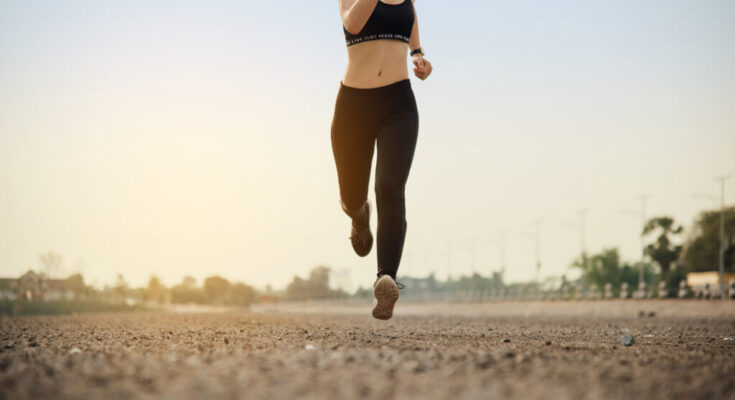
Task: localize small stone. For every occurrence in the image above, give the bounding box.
[69,347,82,355]
[648,311,656,318]
[545,341,552,346]
[503,339,511,343]
[621,335,635,346]
[305,344,316,351]
[224,338,229,345]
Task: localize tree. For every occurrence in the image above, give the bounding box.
[65,273,87,299]
[228,282,256,306]
[454,272,505,292]
[571,247,657,292]
[171,276,204,304]
[181,276,196,289]
[681,206,735,273]
[112,273,129,303]
[39,251,63,278]
[643,216,683,279]
[285,266,346,301]
[146,275,167,304]
[203,276,232,305]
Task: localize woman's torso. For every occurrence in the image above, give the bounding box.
[342,0,412,89]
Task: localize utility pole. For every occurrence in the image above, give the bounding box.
[638,195,651,286]
[533,220,542,282]
[621,197,651,287]
[564,210,587,270]
[470,236,477,275]
[579,209,587,257]
[716,175,731,296]
[521,220,543,283]
[446,242,452,282]
[497,229,507,278]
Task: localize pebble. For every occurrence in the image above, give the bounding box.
[305,344,316,351]
[621,335,635,347]
[69,347,82,355]
[545,341,552,346]
[503,339,511,343]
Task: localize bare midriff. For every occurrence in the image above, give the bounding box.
[342,39,409,89]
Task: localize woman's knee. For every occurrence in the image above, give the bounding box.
[374,179,405,205]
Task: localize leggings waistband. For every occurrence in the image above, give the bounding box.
[339,79,412,96]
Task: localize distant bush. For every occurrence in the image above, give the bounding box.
[284,266,348,301]
[0,299,147,316]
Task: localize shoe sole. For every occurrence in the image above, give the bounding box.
[352,200,373,257]
[372,276,399,320]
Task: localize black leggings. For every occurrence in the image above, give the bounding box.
[331,79,419,279]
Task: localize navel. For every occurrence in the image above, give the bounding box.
[377,70,382,77]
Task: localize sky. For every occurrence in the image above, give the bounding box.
[1,0,733,291]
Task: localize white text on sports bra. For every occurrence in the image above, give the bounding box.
[346,33,410,46]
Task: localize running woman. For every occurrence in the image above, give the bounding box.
[332,0,433,319]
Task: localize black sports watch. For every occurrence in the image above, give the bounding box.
[410,47,424,57]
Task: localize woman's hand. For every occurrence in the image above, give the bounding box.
[412,54,433,80]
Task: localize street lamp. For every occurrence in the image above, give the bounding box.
[694,174,731,297]
[620,195,651,287]
[563,209,587,270]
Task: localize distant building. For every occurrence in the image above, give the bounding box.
[45,278,72,300]
[687,271,735,297]
[0,270,73,301]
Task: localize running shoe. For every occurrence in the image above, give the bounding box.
[349,201,373,257]
[372,274,400,320]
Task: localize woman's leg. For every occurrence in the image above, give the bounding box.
[374,108,419,279]
[330,89,375,216]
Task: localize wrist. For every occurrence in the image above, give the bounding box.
[410,47,424,57]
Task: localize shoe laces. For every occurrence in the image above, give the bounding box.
[374,277,405,290]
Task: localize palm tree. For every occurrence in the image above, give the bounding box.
[643,216,683,279]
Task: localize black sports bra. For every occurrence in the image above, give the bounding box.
[343,0,415,47]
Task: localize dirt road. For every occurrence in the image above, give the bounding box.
[1,300,734,399]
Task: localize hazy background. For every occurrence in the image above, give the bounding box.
[1,0,733,291]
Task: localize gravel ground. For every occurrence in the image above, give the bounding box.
[1,300,734,400]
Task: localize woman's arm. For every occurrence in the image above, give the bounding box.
[408,0,421,53]
[339,0,380,35]
[409,0,433,80]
